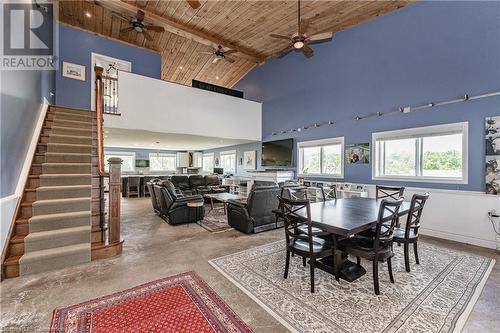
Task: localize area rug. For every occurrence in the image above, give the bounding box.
[209,241,495,333]
[50,271,253,333]
[199,203,233,233]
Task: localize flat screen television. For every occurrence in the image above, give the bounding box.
[261,139,293,167]
[213,167,224,175]
[135,159,149,168]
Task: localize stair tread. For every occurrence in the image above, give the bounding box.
[47,143,92,147]
[46,134,94,139]
[40,173,91,178]
[26,225,90,240]
[42,162,92,166]
[17,211,97,224]
[49,125,93,131]
[37,185,92,191]
[20,243,90,261]
[32,197,91,205]
[44,152,92,156]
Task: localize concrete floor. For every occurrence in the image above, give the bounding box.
[1,197,499,332]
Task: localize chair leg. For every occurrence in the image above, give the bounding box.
[302,257,307,267]
[387,257,394,283]
[413,242,420,265]
[310,257,315,293]
[356,256,361,265]
[284,250,290,279]
[373,260,380,295]
[404,243,410,272]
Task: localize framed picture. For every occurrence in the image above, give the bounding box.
[62,61,86,81]
[243,150,256,170]
[486,156,500,195]
[345,143,370,164]
[486,116,500,156]
[215,157,219,167]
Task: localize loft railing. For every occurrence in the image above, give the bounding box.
[94,66,123,256]
[102,75,119,114]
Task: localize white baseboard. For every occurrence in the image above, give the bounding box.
[419,228,498,250]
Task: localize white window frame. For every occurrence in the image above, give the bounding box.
[220,150,237,173]
[372,122,468,184]
[202,153,215,172]
[297,137,344,178]
[149,153,177,172]
[104,151,136,172]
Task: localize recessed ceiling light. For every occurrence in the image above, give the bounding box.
[179,66,183,70]
[215,75,219,80]
[85,11,91,18]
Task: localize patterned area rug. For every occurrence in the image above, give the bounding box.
[199,203,233,233]
[50,271,253,333]
[209,241,494,333]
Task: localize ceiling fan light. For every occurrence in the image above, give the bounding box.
[293,41,304,49]
[134,27,142,32]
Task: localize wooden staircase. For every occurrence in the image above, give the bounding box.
[1,106,121,279]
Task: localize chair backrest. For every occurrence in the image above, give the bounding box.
[246,185,280,218]
[189,175,204,187]
[171,175,190,189]
[279,196,314,252]
[147,182,159,210]
[128,176,140,187]
[153,185,167,214]
[376,185,405,200]
[157,181,177,211]
[320,185,337,201]
[204,175,220,186]
[404,193,430,238]
[281,187,307,201]
[373,198,404,250]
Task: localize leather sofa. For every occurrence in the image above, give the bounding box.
[154,181,204,225]
[197,175,226,195]
[170,174,226,196]
[227,184,281,233]
[170,175,194,196]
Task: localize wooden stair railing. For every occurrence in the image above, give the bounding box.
[92,66,123,260]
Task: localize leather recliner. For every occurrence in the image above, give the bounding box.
[154,181,204,225]
[147,179,162,214]
[189,175,206,194]
[227,185,281,233]
[197,175,226,195]
[170,175,193,196]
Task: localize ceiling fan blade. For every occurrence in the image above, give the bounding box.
[302,45,314,58]
[136,9,145,22]
[309,32,333,41]
[143,30,153,41]
[269,34,291,41]
[224,56,235,63]
[200,51,214,55]
[212,57,220,64]
[186,0,200,9]
[120,27,134,33]
[145,25,165,32]
[111,11,130,22]
[224,49,238,55]
[308,37,332,46]
[300,19,310,35]
[276,46,294,59]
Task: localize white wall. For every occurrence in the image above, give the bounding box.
[106,71,262,141]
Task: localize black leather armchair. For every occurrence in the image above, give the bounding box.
[170,175,194,196]
[227,185,281,233]
[147,179,162,214]
[154,181,204,225]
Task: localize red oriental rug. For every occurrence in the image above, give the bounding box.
[50,271,253,333]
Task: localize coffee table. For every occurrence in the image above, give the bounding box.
[204,193,246,214]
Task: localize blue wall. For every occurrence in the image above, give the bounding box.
[55,24,161,110]
[235,1,500,191]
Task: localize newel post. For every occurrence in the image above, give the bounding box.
[108,157,122,244]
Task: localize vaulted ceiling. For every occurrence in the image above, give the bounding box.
[59,0,413,88]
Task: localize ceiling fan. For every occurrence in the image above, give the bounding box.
[113,9,165,41]
[186,0,200,9]
[270,0,333,59]
[200,45,238,64]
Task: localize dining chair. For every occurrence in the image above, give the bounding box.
[376,185,405,200]
[393,193,430,272]
[127,177,141,198]
[320,185,337,201]
[337,198,404,295]
[279,196,334,293]
[143,176,154,197]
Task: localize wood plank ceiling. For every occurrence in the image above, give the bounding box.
[59,0,413,88]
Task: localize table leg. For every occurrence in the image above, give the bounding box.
[210,197,214,210]
[332,235,341,281]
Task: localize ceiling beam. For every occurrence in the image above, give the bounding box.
[94,0,265,64]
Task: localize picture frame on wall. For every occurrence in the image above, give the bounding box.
[345,143,370,164]
[243,150,256,170]
[485,116,500,195]
[62,61,86,81]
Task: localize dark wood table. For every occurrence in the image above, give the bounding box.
[295,197,411,282]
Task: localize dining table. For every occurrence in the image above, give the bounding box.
[295,197,411,282]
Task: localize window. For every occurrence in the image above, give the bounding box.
[373,122,468,183]
[104,152,135,172]
[202,153,214,172]
[220,150,236,173]
[298,138,344,177]
[149,153,176,171]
